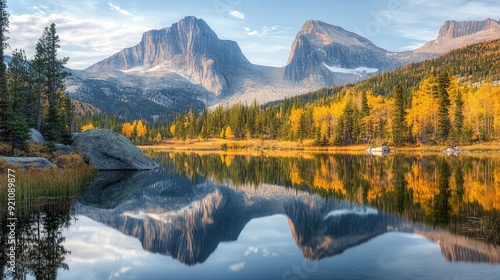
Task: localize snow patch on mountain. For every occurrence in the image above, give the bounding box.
[322,62,378,76]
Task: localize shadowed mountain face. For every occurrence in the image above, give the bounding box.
[77,166,500,266]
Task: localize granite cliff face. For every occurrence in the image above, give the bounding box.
[284,20,402,85]
[86,16,250,96]
[415,18,500,54]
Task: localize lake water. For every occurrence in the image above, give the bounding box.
[2,151,500,280]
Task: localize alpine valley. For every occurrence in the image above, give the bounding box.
[66,16,500,120]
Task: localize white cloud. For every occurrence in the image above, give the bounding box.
[108,2,133,16]
[8,12,154,69]
[229,262,245,271]
[228,10,245,20]
[244,26,260,36]
[247,30,259,36]
[109,266,132,279]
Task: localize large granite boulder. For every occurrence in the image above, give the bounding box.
[28,128,45,144]
[71,129,159,170]
[54,143,74,155]
[0,156,57,169]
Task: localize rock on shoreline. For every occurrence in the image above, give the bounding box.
[71,129,159,170]
[0,156,58,169]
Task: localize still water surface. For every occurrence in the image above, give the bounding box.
[3,151,500,279]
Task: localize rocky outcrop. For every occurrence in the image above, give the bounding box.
[0,156,57,169]
[28,128,45,144]
[415,18,500,54]
[284,20,401,84]
[86,16,251,96]
[438,18,500,39]
[71,129,159,170]
[54,143,74,155]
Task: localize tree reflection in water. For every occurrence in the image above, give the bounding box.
[1,199,73,280]
[145,151,500,244]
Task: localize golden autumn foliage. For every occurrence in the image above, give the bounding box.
[81,123,95,132]
[121,122,134,138]
[121,120,147,140]
[153,132,162,143]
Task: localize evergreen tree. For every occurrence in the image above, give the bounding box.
[0,0,9,141]
[32,42,47,131]
[7,113,29,153]
[437,72,451,143]
[453,89,464,144]
[392,84,407,146]
[35,23,71,142]
[8,49,36,126]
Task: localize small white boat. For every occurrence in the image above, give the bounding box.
[366,145,389,156]
[443,146,462,156]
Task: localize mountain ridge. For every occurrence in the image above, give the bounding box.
[67,16,500,119]
[415,18,500,54]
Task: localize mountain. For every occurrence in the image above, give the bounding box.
[296,38,500,106]
[284,20,402,85]
[415,18,500,54]
[86,16,251,97]
[67,17,500,119]
[69,16,309,118]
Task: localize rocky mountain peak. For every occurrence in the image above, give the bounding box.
[284,19,400,84]
[415,18,500,55]
[438,18,500,39]
[86,16,251,96]
[296,19,374,47]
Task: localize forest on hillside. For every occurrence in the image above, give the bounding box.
[78,39,500,147]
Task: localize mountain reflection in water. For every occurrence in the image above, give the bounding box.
[75,151,500,265]
[2,151,499,280]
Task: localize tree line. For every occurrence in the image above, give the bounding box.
[0,0,73,154]
[166,72,500,146]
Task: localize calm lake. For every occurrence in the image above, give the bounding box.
[2,151,500,279]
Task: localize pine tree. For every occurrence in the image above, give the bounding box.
[0,0,9,141]
[392,84,407,146]
[35,23,71,142]
[8,49,36,127]
[453,89,464,144]
[437,72,451,143]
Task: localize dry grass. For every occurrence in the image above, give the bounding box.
[0,142,97,203]
[139,138,369,153]
[0,166,97,200]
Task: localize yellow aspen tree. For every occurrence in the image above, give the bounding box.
[81,123,95,132]
[121,122,134,138]
[136,120,147,138]
[406,78,438,142]
[153,132,162,143]
[289,108,303,138]
[170,124,176,137]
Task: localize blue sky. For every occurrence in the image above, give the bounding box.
[6,0,500,69]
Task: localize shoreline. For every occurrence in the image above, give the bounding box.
[138,139,500,154]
